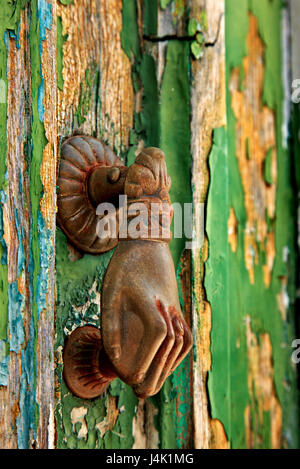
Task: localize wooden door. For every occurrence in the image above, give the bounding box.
[0,0,298,449]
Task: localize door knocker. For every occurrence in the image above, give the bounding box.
[58,136,193,399]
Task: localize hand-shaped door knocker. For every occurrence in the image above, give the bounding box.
[58,136,193,399]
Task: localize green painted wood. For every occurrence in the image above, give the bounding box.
[205,0,299,449]
[0,0,298,450]
[0,0,56,448]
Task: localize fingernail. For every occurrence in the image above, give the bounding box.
[134,373,145,384]
[111,346,121,360]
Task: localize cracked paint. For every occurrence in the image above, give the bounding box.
[229,14,277,286]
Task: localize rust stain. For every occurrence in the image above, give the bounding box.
[228,207,238,253]
[99,0,134,151]
[229,14,277,286]
[245,317,282,448]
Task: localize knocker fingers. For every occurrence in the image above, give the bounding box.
[133,301,175,398]
[170,317,193,373]
[153,316,185,394]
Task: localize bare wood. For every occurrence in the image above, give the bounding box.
[190,0,227,449]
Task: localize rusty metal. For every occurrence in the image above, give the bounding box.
[63,325,117,399]
[58,138,193,399]
[57,135,126,254]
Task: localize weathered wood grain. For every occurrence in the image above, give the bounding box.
[189,0,227,449]
[0,0,57,449]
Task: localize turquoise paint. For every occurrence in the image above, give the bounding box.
[0,341,9,386]
[15,208,25,276]
[37,0,53,121]
[37,79,45,122]
[37,0,52,43]
[13,0,54,447]
[0,194,7,267]
[36,210,53,320]
[17,342,37,448]
[8,282,25,353]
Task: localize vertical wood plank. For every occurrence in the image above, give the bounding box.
[190,0,227,449]
[0,0,57,448]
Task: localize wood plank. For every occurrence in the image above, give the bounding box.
[189,0,227,449]
[0,0,57,449]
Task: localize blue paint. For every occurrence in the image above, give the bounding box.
[4,31,9,50]
[0,340,9,386]
[0,202,7,265]
[37,0,53,43]
[37,79,45,122]
[6,208,25,352]
[36,209,52,319]
[8,21,21,49]
[37,0,53,122]
[8,282,25,353]
[17,343,36,449]
[14,208,25,276]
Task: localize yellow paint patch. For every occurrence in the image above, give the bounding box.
[245,317,282,448]
[229,15,277,286]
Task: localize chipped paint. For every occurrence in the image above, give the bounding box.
[229,15,277,286]
[0,0,57,448]
[99,0,134,152]
[276,277,289,322]
[245,318,282,449]
[71,406,88,440]
[190,0,226,450]
[228,208,238,253]
[212,0,299,448]
[57,0,100,132]
[95,396,119,438]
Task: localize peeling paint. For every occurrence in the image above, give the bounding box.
[228,207,238,253]
[245,318,282,449]
[71,406,88,440]
[229,15,277,285]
